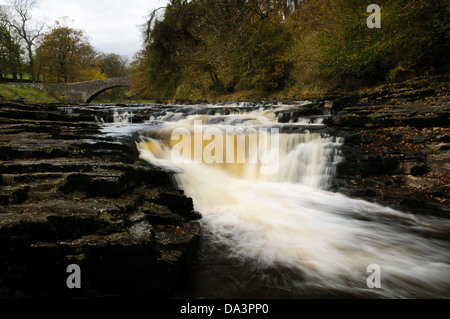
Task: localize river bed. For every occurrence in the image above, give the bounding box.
[78,102,450,299]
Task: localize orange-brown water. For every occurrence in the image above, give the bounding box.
[128,104,450,298]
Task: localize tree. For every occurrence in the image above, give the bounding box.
[295,0,449,83]
[0,19,22,80]
[36,24,100,83]
[133,0,294,100]
[132,0,449,100]
[97,53,129,78]
[94,53,130,102]
[2,0,44,82]
[133,0,195,99]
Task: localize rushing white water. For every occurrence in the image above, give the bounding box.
[133,105,450,298]
[113,111,133,123]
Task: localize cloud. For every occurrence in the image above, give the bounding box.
[1,0,168,57]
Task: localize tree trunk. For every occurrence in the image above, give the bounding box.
[27,45,36,83]
[283,0,290,18]
[209,71,224,94]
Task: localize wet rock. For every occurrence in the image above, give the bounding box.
[158,190,195,214]
[0,213,57,243]
[179,210,203,221]
[89,175,128,198]
[142,203,184,226]
[0,101,201,298]
[324,101,334,109]
[153,222,200,252]
[436,134,450,143]
[404,176,441,190]
[275,106,326,123]
[0,185,29,205]
[332,80,449,217]
[410,165,430,176]
[428,153,450,175]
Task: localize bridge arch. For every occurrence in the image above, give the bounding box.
[84,83,130,103]
[46,77,131,104]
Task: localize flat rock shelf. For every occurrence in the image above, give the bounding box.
[0,75,449,299]
[0,101,201,299]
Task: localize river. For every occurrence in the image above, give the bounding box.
[82,102,450,299]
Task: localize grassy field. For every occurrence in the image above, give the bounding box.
[0,84,63,104]
[0,82,154,105]
[1,74,32,81]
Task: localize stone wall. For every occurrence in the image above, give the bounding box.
[4,78,130,104]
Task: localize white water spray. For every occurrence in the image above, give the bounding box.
[135,105,450,298]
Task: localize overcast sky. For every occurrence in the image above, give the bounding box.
[0,0,169,58]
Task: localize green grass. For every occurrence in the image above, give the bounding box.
[2,74,32,81]
[0,84,63,104]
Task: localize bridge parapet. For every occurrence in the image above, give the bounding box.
[4,77,130,104]
[47,77,130,103]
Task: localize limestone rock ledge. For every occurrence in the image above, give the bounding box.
[329,76,449,224]
[0,101,201,298]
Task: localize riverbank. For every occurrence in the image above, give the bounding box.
[168,74,449,104]
[329,75,449,224]
[168,74,450,221]
[0,101,201,298]
[0,84,63,104]
[0,74,448,298]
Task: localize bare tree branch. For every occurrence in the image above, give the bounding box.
[4,0,45,82]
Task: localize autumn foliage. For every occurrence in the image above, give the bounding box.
[132,0,449,101]
[1,2,130,86]
[35,25,105,84]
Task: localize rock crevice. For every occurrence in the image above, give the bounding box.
[0,101,201,298]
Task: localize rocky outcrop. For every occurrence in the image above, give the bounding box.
[0,101,201,298]
[329,75,449,221]
[1,75,448,298]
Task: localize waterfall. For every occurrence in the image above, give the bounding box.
[122,104,449,298]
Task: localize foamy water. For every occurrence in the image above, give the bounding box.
[98,103,450,298]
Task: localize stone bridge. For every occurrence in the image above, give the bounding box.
[47,77,130,104]
[7,77,130,104]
